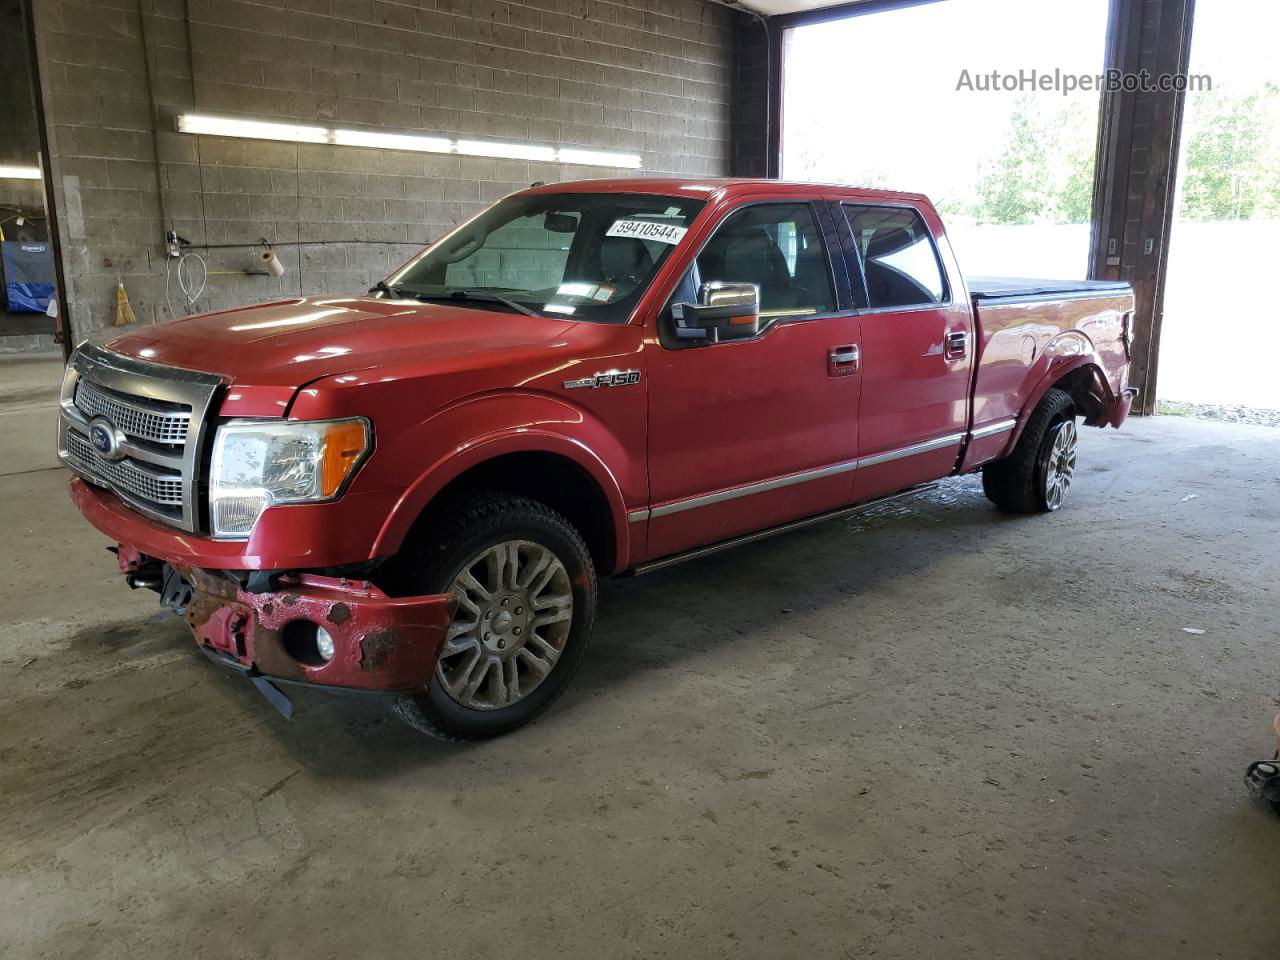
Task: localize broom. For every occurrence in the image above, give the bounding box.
[114,281,137,326]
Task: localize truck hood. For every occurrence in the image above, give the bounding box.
[103,296,577,388]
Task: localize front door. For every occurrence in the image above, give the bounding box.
[643,200,862,560]
[834,202,974,500]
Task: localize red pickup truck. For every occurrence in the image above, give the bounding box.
[58,179,1136,739]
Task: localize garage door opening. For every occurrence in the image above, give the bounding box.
[0,0,61,353]
[1158,0,1280,415]
[781,0,1110,281]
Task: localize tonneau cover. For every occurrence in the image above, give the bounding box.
[968,276,1131,302]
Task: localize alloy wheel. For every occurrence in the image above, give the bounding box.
[436,540,573,710]
[1044,420,1078,511]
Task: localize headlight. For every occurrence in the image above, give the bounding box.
[209,418,371,538]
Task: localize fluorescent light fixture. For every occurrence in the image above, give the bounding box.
[333,129,451,153]
[0,165,41,180]
[175,113,643,170]
[178,113,328,144]
[456,139,557,162]
[557,147,642,169]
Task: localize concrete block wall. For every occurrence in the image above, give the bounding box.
[31,0,739,340]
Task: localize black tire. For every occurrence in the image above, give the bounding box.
[982,387,1076,514]
[386,492,596,741]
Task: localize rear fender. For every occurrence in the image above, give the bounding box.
[371,392,634,572]
[1002,339,1114,454]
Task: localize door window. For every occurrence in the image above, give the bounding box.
[695,203,836,318]
[842,204,947,308]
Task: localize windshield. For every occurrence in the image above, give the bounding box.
[387,192,706,323]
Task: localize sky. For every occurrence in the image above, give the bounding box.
[1175,0,1280,182]
[1184,0,1280,89]
[782,0,1111,199]
[781,0,1280,205]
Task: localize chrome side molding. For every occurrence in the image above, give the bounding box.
[631,431,966,523]
[649,456,862,519]
[968,418,1018,441]
[631,484,939,576]
[857,432,967,468]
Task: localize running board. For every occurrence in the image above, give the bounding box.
[630,483,938,577]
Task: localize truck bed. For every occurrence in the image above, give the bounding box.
[968,276,1132,303]
[965,276,1134,458]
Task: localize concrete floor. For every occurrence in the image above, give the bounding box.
[3,354,1278,959]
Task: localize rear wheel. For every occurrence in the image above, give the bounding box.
[388,493,596,741]
[982,387,1078,513]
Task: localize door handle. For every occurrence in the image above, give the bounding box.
[829,344,859,376]
[944,331,968,361]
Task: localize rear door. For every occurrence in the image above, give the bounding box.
[833,201,974,500]
[642,198,863,560]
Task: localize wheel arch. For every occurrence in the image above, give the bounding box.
[1006,356,1115,451]
[399,445,622,575]
[371,398,633,575]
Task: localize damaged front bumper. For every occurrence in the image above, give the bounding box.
[116,545,455,704]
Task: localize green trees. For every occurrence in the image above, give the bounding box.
[1178,82,1280,221]
[969,96,1098,225]
[788,83,1279,227]
[964,84,1280,225]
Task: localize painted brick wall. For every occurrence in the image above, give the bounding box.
[33,0,739,339]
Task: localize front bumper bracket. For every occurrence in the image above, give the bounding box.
[251,676,295,719]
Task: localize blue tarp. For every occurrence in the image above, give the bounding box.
[2,241,54,313]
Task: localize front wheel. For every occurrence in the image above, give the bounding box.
[389,493,596,741]
[982,387,1078,513]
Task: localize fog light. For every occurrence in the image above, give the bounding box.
[315,626,335,662]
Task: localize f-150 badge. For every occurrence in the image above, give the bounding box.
[564,369,641,390]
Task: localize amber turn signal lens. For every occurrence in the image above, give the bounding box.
[319,420,370,497]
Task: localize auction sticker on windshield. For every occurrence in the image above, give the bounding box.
[606,219,688,245]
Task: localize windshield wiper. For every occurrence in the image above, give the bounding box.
[415,290,541,318]
[368,279,401,299]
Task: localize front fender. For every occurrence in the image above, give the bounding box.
[370,391,637,572]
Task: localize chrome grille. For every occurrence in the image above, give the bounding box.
[58,344,222,533]
[74,379,190,445]
[65,429,184,507]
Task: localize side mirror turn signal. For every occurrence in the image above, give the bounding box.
[672,282,760,342]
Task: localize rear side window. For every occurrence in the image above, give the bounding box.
[842,204,946,309]
[696,203,836,317]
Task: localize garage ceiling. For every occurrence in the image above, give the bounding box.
[727,0,859,17]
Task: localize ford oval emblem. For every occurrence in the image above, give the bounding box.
[88,417,124,461]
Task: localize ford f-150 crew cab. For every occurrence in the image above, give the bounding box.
[58,179,1137,740]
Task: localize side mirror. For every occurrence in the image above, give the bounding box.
[672,282,761,342]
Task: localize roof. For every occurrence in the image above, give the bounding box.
[522,177,932,206]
